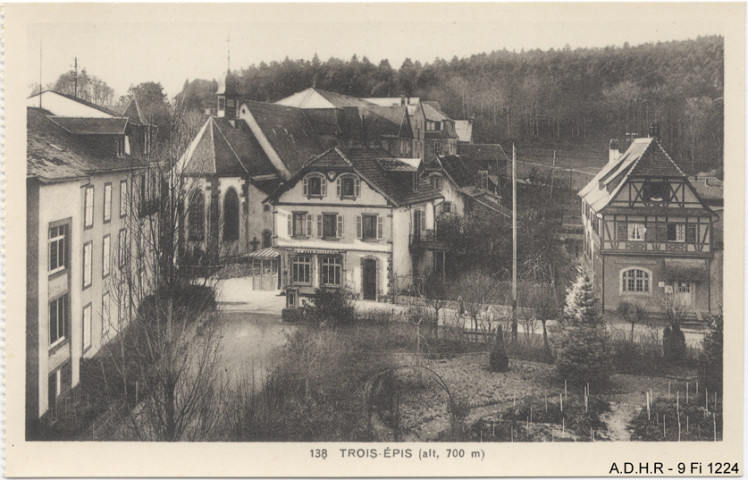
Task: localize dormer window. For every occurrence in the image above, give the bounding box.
[429,175,442,190]
[303,174,326,198]
[337,174,360,199]
[116,137,125,157]
[479,170,489,190]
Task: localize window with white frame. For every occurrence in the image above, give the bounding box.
[82,303,92,351]
[303,174,326,197]
[292,212,312,237]
[320,256,342,287]
[48,224,67,273]
[103,183,112,222]
[102,235,111,278]
[443,201,452,214]
[291,255,312,284]
[627,223,645,241]
[433,142,442,154]
[360,214,382,240]
[49,294,68,346]
[338,175,360,199]
[667,223,686,242]
[120,180,128,218]
[675,281,692,293]
[621,268,650,293]
[84,185,95,228]
[83,242,93,289]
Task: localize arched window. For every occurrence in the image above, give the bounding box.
[262,229,272,249]
[621,268,651,294]
[187,192,205,241]
[223,188,240,242]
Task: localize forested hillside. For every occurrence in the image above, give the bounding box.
[177,36,723,174]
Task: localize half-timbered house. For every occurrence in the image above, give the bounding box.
[578,136,719,316]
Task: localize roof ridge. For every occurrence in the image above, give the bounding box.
[212,118,249,174]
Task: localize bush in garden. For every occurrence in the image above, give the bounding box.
[551,272,612,386]
[699,313,723,394]
[662,324,687,362]
[302,288,355,327]
[489,325,509,372]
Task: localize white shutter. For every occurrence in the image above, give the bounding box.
[321,177,327,196]
[337,215,343,238]
[306,214,312,236]
[355,178,360,197]
[337,177,342,197]
[317,215,323,237]
[356,216,362,239]
[377,216,383,239]
[303,177,308,196]
[287,213,292,236]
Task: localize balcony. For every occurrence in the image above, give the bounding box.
[409,229,446,251]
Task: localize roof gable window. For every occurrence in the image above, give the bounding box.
[337,174,360,199]
[303,173,327,198]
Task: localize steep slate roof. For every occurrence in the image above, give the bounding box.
[275,88,375,109]
[578,137,693,212]
[457,143,508,167]
[27,107,145,182]
[437,154,492,188]
[266,146,442,206]
[242,100,325,173]
[121,97,147,125]
[27,90,119,118]
[339,146,442,205]
[362,106,412,139]
[177,116,277,177]
[47,116,128,135]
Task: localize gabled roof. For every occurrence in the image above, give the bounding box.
[26,90,118,118]
[27,107,145,182]
[47,116,128,135]
[275,88,375,109]
[266,146,442,207]
[121,97,147,125]
[361,105,412,139]
[422,101,449,121]
[242,100,325,174]
[457,143,507,165]
[176,116,277,177]
[437,154,494,189]
[578,137,693,212]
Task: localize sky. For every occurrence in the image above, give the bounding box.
[25,3,728,101]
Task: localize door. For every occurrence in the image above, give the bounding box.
[362,259,377,301]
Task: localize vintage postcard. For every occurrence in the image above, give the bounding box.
[3,2,744,477]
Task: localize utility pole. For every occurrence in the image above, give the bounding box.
[39,42,43,108]
[549,150,556,201]
[74,56,78,98]
[511,143,518,342]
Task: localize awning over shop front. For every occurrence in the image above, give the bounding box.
[245,247,281,259]
[663,258,707,282]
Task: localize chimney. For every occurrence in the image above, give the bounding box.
[608,139,620,164]
[648,122,660,139]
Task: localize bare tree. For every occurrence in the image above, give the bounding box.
[527,285,559,353]
[452,270,496,334]
[97,104,227,441]
[616,299,649,342]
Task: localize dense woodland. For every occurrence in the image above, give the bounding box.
[176,36,724,174]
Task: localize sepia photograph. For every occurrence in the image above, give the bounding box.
[3,2,744,477]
